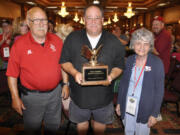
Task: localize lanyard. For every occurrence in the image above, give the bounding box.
[132,60,146,96]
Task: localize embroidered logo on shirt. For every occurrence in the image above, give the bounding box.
[144,66,151,72]
[50,44,56,52]
[27,49,32,55]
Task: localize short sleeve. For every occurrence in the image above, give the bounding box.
[6,42,20,78]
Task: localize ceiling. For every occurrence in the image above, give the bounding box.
[12,0,180,19]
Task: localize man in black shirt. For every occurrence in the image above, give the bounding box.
[60,4,125,135]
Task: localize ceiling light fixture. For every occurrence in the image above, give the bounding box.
[157,2,170,7]
[124,2,135,18]
[26,1,35,5]
[80,17,85,25]
[112,13,119,23]
[108,17,111,24]
[135,7,148,10]
[103,21,108,26]
[93,0,100,4]
[58,2,69,18]
[73,13,79,22]
[106,6,118,9]
[47,6,57,9]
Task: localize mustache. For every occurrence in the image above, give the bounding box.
[37,27,46,31]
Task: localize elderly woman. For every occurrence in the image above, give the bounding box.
[116,28,164,135]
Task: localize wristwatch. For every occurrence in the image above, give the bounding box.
[62,82,70,86]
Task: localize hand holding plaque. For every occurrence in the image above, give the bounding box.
[81,45,108,85]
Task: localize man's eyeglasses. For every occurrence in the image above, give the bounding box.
[29,18,48,25]
[85,17,102,21]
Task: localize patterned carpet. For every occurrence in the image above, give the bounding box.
[0,92,180,135]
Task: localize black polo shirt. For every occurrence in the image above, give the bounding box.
[60,29,125,109]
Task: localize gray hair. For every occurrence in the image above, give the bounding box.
[129,28,154,51]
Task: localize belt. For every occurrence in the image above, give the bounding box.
[18,84,54,95]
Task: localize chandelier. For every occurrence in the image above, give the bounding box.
[93,0,100,4]
[112,13,119,23]
[124,2,135,18]
[58,2,69,17]
[73,13,79,22]
[108,17,111,24]
[80,17,85,25]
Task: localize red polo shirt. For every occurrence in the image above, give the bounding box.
[0,34,11,61]
[6,32,63,91]
[154,29,171,74]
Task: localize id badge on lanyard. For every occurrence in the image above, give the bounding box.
[126,60,146,116]
[126,96,137,116]
[3,47,10,58]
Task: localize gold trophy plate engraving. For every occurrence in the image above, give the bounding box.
[81,45,108,85]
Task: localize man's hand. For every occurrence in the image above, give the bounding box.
[153,48,159,55]
[148,116,157,128]
[116,104,121,116]
[12,97,26,115]
[101,75,112,86]
[74,72,83,84]
[61,85,70,99]
[6,39,11,45]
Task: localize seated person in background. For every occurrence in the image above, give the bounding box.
[0,19,13,69]
[112,26,129,46]
[116,28,164,135]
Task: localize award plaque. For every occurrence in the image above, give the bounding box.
[81,45,108,85]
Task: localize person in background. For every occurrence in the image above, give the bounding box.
[166,25,175,52]
[56,23,74,111]
[48,20,55,33]
[173,34,180,53]
[56,24,74,42]
[0,19,13,69]
[112,26,129,46]
[152,16,171,75]
[60,4,125,135]
[0,27,2,34]
[6,7,69,135]
[13,17,29,41]
[116,28,164,135]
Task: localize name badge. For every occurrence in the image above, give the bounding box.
[126,96,137,116]
[3,47,10,58]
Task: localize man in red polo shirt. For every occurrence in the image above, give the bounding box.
[152,16,171,74]
[0,20,12,69]
[6,7,69,135]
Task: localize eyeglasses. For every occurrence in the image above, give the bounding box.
[20,23,27,27]
[29,18,48,25]
[85,17,102,21]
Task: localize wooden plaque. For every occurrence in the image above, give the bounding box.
[81,63,109,85]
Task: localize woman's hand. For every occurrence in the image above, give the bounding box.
[116,104,121,116]
[148,116,157,128]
